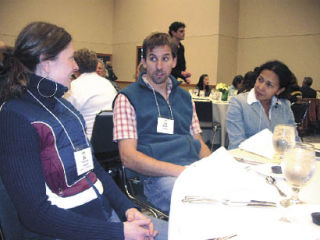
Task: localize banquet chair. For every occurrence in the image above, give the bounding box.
[194,101,221,151]
[90,111,168,221]
[91,110,122,184]
[291,100,310,139]
[120,167,169,221]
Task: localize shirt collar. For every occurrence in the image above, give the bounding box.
[247,88,281,107]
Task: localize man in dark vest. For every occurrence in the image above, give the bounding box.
[113,32,210,213]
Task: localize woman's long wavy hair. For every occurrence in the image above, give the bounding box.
[197,74,210,91]
[0,22,72,102]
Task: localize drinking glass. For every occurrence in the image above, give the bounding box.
[272,124,296,162]
[192,88,198,97]
[281,143,316,207]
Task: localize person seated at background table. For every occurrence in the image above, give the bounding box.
[301,76,317,99]
[237,70,257,94]
[113,32,211,214]
[96,58,121,92]
[196,74,212,97]
[105,61,118,82]
[228,74,244,96]
[65,49,118,139]
[226,60,298,149]
[288,84,302,103]
[0,21,167,240]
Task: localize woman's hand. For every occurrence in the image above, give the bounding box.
[124,208,158,240]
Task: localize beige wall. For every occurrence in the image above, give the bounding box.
[217,0,239,84]
[237,0,320,89]
[0,0,114,53]
[0,0,319,90]
[112,0,220,84]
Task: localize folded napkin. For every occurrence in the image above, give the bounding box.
[239,128,275,159]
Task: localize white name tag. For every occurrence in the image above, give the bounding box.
[157,117,174,134]
[74,147,94,176]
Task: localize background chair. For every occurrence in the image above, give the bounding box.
[90,111,168,220]
[291,100,310,139]
[194,101,221,151]
[91,110,121,182]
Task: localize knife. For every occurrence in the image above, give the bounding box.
[182,196,277,207]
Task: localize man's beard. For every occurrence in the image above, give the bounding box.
[151,70,168,85]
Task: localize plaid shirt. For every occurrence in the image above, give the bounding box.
[113,76,201,141]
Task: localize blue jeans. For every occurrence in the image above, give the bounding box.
[144,176,176,213]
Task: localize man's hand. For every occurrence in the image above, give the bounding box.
[184,77,192,84]
[181,71,191,78]
[124,208,158,240]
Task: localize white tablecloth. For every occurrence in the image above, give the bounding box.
[169,147,320,240]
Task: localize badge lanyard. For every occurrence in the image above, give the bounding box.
[27,90,94,176]
[151,87,175,134]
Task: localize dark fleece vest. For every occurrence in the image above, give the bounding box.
[119,74,201,179]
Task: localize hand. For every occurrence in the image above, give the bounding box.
[184,77,191,84]
[126,208,148,222]
[124,219,158,240]
[124,208,158,239]
[181,71,191,78]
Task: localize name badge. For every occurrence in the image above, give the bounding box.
[157,117,174,134]
[74,147,94,176]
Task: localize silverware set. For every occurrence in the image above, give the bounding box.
[182,195,277,207]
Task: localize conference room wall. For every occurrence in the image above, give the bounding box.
[0,0,114,54]
[237,0,320,90]
[216,0,239,85]
[112,0,221,84]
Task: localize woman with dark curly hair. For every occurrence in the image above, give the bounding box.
[226,60,299,149]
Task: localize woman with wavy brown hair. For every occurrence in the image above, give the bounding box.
[0,22,166,240]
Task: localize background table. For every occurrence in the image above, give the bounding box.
[193,97,229,147]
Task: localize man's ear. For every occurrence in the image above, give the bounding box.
[141,58,147,68]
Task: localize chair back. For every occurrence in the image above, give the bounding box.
[291,101,310,126]
[90,110,120,169]
[194,101,213,123]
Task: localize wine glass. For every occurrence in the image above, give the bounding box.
[272,124,296,162]
[280,143,316,207]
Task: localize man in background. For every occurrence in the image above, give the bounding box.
[301,77,317,98]
[113,32,210,213]
[65,49,117,139]
[168,21,192,84]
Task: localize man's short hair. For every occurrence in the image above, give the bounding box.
[142,32,177,60]
[74,48,98,74]
[303,77,313,86]
[168,21,186,36]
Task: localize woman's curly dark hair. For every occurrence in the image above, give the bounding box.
[255,60,296,99]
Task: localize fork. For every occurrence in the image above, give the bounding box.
[207,233,238,240]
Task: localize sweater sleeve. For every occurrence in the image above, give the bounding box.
[0,110,124,240]
[93,158,138,220]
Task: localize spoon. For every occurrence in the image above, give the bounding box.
[265,176,287,197]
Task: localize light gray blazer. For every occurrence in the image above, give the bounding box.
[226,91,298,149]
